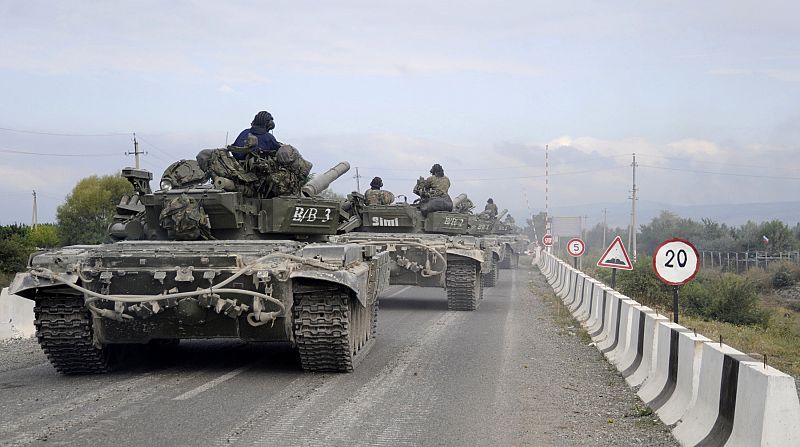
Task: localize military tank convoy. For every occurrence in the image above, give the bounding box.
[7,111,529,375]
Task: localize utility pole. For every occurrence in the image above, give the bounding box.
[603,208,607,248]
[31,190,38,228]
[545,144,550,252]
[629,153,638,263]
[126,132,143,169]
[353,167,362,192]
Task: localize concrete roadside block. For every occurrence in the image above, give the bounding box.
[637,322,692,405]
[557,268,572,300]
[672,343,756,447]
[567,274,586,311]
[725,361,800,446]
[623,309,668,387]
[602,298,639,365]
[652,329,711,426]
[594,293,628,349]
[565,271,581,305]
[575,280,596,322]
[0,287,35,339]
[587,287,609,336]
[558,269,575,301]
[613,305,651,372]
[553,264,568,297]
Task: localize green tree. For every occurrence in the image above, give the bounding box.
[27,224,60,248]
[57,174,133,245]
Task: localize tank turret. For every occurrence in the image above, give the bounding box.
[302,162,350,197]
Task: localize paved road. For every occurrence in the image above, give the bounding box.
[0,264,676,446]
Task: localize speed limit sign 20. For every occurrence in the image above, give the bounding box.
[567,238,585,257]
[653,238,700,286]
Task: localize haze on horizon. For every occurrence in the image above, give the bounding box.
[1,1,798,228]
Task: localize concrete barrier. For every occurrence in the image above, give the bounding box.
[567,274,586,309]
[595,293,626,348]
[672,343,758,446]
[536,251,800,446]
[601,297,638,364]
[576,280,596,322]
[637,322,692,405]
[726,361,800,446]
[651,329,712,426]
[622,309,668,387]
[586,288,608,336]
[0,287,35,339]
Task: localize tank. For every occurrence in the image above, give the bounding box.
[333,193,494,311]
[8,152,390,375]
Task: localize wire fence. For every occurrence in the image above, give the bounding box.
[700,250,800,272]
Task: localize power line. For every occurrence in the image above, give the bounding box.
[357,154,629,172]
[637,154,795,172]
[373,165,625,182]
[0,126,130,137]
[639,164,800,181]
[0,147,123,157]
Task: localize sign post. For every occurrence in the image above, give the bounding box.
[596,236,633,288]
[653,238,700,324]
[567,238,585,269]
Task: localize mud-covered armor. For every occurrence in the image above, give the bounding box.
[8,153,389,375]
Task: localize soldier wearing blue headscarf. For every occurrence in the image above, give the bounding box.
[232,111,281,160]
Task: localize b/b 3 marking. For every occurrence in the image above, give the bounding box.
[292,207,332,223]
[443,217,465,227]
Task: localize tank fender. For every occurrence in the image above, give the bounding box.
[8,271,80,299]
[445,248,486,271]
[289,263,371,307]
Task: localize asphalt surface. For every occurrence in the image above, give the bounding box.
[0,262,677,446]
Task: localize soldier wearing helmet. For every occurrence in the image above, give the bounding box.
[364,177,395,205]
[231,111,282,160]
[484,198,498,218]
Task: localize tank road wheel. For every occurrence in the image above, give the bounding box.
[34,295,117,375]
[446,261,483,311]
[482,260,498,288]
[293,289,376,372]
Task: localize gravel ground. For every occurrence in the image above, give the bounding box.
[0,337,45,373]
[516,265,678,446]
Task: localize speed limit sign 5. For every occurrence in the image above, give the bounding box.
[653,238,700,285]
[567,238,585,257]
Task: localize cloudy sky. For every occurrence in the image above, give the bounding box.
[1,1,799,228]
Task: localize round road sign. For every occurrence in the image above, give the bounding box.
[653,238,700,286]
[542,234,554,247]
[567,238,585,257]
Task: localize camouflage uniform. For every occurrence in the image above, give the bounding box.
[365,188,395,205]
[484,202,498,218]
[425,175,451,197]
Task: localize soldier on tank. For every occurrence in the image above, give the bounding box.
[231,111,281,160]
[484,198,498,218]
[504,214,515,225]
[364,177,395,205]
[413,164,453,216]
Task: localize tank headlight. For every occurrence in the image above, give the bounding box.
[160,179,173,191]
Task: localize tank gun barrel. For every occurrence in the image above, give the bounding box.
[452,193,468,208]
[302,162,351,197]
[497,209,508,221]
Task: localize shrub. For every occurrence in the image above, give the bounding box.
[684,273,769,326]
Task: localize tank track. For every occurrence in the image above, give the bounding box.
[34,295,114,375]
[446,261,482,311]
[293,289,375,372]
[498,252,519,269]
[481,260,498,288]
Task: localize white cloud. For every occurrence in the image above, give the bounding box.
[218,84,235,94]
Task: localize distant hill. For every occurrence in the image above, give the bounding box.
[546,200,800,229]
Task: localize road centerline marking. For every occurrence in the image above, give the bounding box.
[173,364,254,401]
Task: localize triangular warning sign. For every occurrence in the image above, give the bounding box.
[597,236,633,270]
